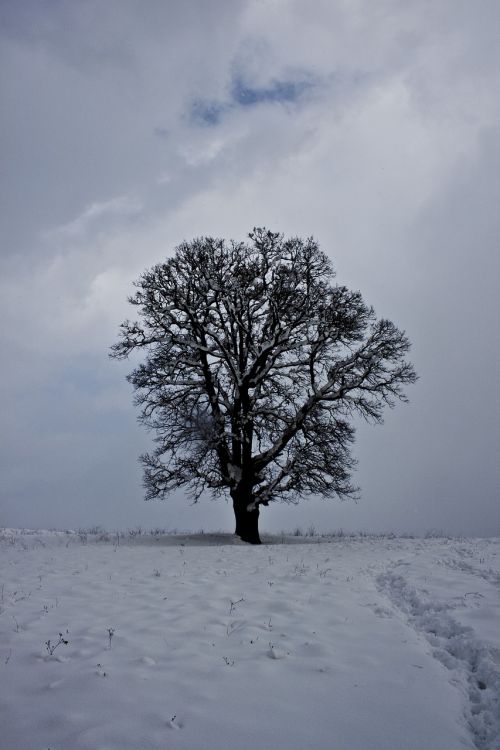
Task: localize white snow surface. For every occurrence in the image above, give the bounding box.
[1,529,499,750]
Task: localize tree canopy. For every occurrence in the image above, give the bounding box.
[111,229,417,543]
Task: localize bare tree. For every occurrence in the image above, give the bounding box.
[111,229,417,543]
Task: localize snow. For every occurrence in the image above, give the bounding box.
[1,529,499,749]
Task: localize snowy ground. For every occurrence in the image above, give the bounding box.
[1,529,499,750]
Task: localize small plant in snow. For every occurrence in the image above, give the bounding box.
[294,561,308,576]
[222,656,235,666]
[107,628,115,649]
[45,632,69,656]
[229,597,244,615]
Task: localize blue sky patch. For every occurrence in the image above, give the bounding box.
[190,99,228,126]
[189,74,314,126]
[231,76,312,107]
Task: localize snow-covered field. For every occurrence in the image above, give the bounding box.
[1,529,499,750]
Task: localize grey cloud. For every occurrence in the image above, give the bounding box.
[46,195,143,241]
[0,0,499,536]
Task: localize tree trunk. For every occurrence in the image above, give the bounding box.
[232,492,261,544]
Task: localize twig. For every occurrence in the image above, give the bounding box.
[45,633,69,656]
[229,598,244,615]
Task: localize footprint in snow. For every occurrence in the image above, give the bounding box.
[138,656,156,666]
[47,678,65,689]
[373,605,394,618]
[268,645,287,659]
[167,715,183,729]
[43,654,68,663]
[295,641,326,658]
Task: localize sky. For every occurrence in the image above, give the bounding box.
[1,0,499,536]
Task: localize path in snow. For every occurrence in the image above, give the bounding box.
[376,539,500,749]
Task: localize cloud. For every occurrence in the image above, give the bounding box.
[46,195,143,240]
[0,0,499,534]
